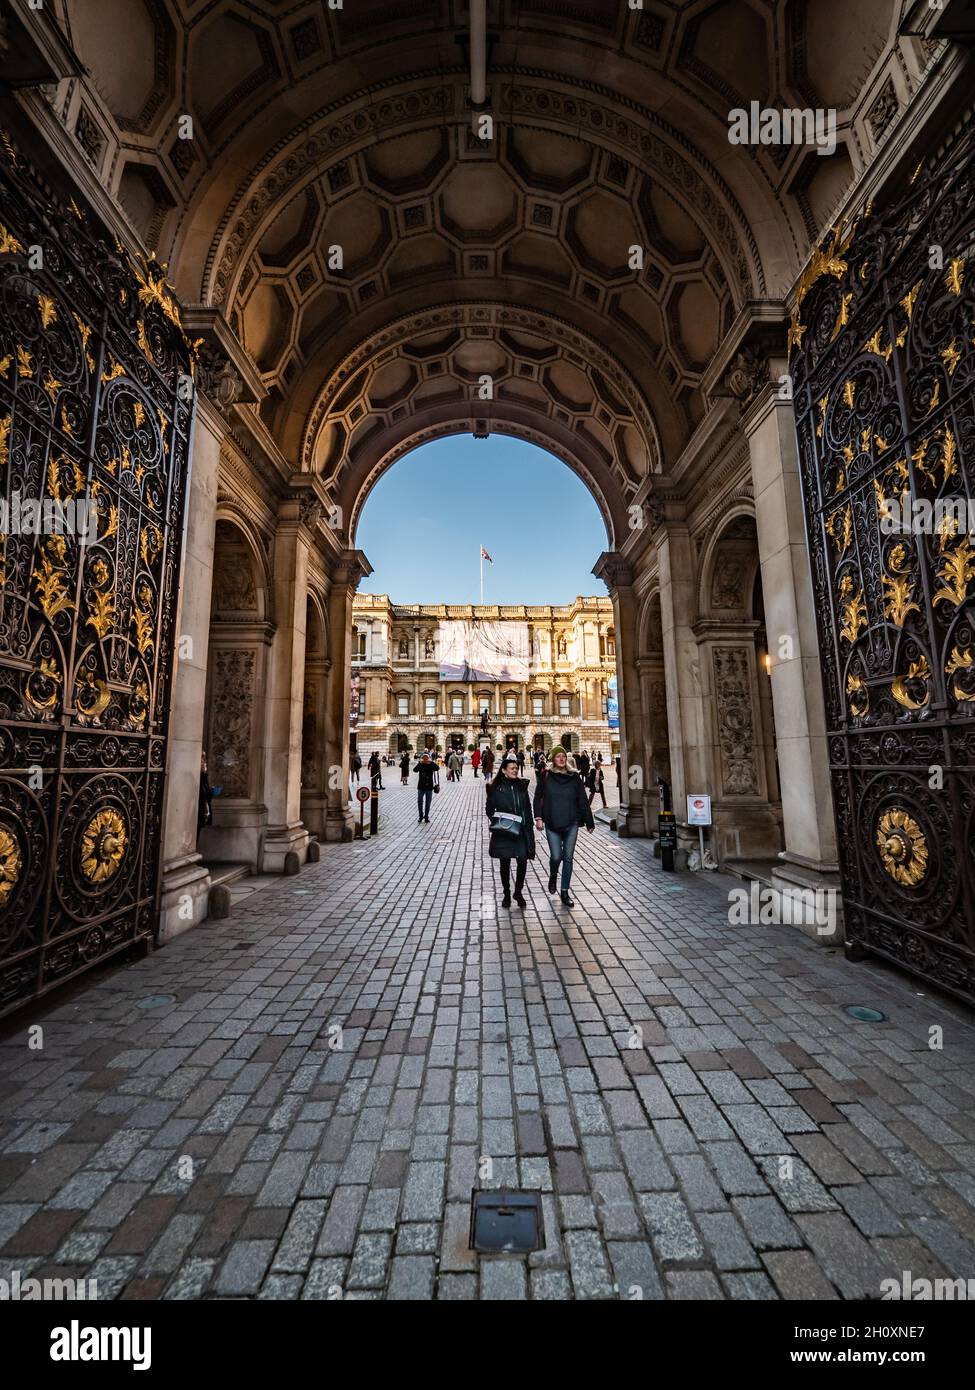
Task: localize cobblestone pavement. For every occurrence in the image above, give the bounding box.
[2,771,975,1301]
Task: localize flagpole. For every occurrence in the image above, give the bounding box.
[480,547,483,606]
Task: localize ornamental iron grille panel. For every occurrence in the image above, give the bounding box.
[0,136,196,1016]
[789,130,975,1004]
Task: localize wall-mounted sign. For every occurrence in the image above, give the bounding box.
[350,671,360,727]
[606,674,619,730]
[686,794,712,826]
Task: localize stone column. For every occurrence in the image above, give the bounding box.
[734,348,838,877]
[158,392,224,942]
[259,495,317,872]
[593,553,647,836]
[324,550,372,841]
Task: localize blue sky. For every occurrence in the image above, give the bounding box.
[355,435,608,604]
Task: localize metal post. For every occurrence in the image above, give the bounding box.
[370,786,379,837]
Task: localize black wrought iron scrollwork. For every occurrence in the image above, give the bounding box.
[790,128,975,1003]
[0,134,196,1015]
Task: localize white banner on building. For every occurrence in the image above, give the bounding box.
[439,620,529,682]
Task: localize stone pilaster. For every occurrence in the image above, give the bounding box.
[593,552,647,836]
[158,312,263,941]
[732,341,838,875]
[324,550,373,841]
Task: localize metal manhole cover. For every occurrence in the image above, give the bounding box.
[846,1005,886,1022]
[470,1189,544,1254]
[135,994,176,1009]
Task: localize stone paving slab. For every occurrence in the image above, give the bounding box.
[2,771,975,1299]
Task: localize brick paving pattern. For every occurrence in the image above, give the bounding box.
[2,769,975,1300]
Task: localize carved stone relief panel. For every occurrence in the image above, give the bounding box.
[209,649,255,798]
[712,645,760,796]
[213,549,258,615]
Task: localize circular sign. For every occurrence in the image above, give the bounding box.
[356,787,370,803]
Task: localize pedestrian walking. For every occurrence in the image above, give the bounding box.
[533,744,594,907]
[486,752,535,909]
[578,749,590,779]
[481,747,495,778]
[399,751,410,785]
[472,746,481,777]
[448,748,462,779]
[198,752,213,841]
[368,750,384,789]
[516,748,525,775]
[413,750,440,823]
[350,752,362,784]
[587,761,606,808]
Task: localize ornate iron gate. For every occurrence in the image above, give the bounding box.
[0,135,195,1015]
[790,130,975,1004]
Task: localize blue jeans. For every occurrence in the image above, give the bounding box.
[546,824,579,891]
[417,788,432,820]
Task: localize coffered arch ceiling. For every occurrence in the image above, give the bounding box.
[56,0,924,473]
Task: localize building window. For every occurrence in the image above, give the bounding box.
[532,696,544,717]
[505,695,517,715]
[397,696,409,716]
[357,690,366,717]
[451,696,464,716]
[352,627,366,660]
[558,695,571,716]
[425,696,437,715]
[478,696,489,713]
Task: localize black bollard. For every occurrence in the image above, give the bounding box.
[370,785,379,836]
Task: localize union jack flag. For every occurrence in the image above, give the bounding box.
[480,546,493,563]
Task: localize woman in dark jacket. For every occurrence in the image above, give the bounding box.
[485,753,535,909]
[399,751,411,785]
[533,744,594,906]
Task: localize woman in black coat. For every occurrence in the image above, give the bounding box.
[485,753,536,909]
[532,744,594,906]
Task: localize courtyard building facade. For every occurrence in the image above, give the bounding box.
[351,595,619,760]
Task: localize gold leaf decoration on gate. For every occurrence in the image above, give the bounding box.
[101,358,125,385]
[892,655,930,710]
[80,808,126,883]
[0,414,10,468]
[75,670,110,718]
[883,559,920,629]
[901,281,922,321]
[42,372,61,403]
[830,292,853,341]
[137,319,155,364]
[946,258,965,296]
[37,294,57,329]
[0,224,25,256]
[16,344,32,376]
[932,536,975,609]
[24,656,62,713]
[876,808,928,886]
[946,646,975,702]
[863,327,893,363]
[846,671,868,718]
[0,828,22,907]
[32,538,75,619]
[839,576,867,644]
[86,587,115,640]
[71,312,96,374]
[941,339,961,376]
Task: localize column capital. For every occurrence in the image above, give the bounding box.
[331,548,373,591]
[183,307,265,417]
[592,551,633,593]
[706,301,790,419]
